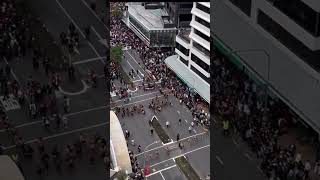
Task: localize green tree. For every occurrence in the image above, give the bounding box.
[115,170,127,180]
[112,7,122,19]
[110,46,123,65]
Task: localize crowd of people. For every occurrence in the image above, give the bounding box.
[212,50,318,180]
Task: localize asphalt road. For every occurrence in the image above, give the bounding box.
[0,0,108,180]
[111,48,210,180]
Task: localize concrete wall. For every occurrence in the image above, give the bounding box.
[213,0,320,133]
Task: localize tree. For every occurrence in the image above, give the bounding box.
[112,7,122,19]
[110,46,123,65]
[115,170,127,180]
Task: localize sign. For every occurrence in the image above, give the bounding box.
[0,94,20,111]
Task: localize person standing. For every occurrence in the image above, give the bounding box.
[176,133,180,141]
[178,118,182,125]
[166,121,169,128]
[62,116,68,129]
[150,128,153,135]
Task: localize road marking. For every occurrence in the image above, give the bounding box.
[136,132,208,157]
[244,153,253,161]
[73,56,106,65]
[149,144,210,168]
[125,50,146,74]
[126,60,141,80]
[216,156,224,165]
[79,0,108,30]
[127,87,138,93]
[0,105,107,132]
[55,0,105,65]
[58,80,89,95]
[111,95,162,109]
[132,79,143,83]
[3,57,20,85]
[112,91,161,103]
[4,122,107,150]
[0,94,21,111]
[146,165,176,177]
[193,129,197,133]
[177,110,180,114]
[91,26,103,40]
[159,172,166,180]
[184,119,188,123]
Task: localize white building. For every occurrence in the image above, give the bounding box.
[165,2,210,103]
[214,0,320,133]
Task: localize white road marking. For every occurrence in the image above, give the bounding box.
[0,94,21,111]
[193,129,197,133]
[112,91,161,103]
[232,138,239,147]
[127,87,138,93]
[159,171,166,180]
[0,105,107,132]
[126,60,141,80]
[136,132,208,157]
[216,156,224,165]
[146,165,176,177]
[244,153,253,160]
[125,50,146,74]
[73,56,106,65]
[177,110,180,114]
[132,79,143,82]
[55,0,105,65]
[4,122,108,150]
[149,144,210,168]
[184,119,188,123]
[58,80,89,95]
[79,0,108,30]
[91,26,103,40]
[3,57,20,85]
[111,95,163,109]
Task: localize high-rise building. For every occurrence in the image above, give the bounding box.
[165,2,210,103]
[214,0,320,133]
[165,2,193,28]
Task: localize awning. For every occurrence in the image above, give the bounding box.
[110,111,132,174]
[165,55,210,103]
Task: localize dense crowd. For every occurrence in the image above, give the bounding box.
[212,51,318,180]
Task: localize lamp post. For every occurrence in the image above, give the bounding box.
[227,49,271,114]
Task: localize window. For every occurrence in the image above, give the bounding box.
[195,16,210,29]
[193,41,210,57]
[191,65,210,84]
[180,3,193,9]
[266,0,319,36]
[196,3,210,14]
[129,16,149,39]
[179,14,192,22]
[179,56,188,66]
[191,53,209,72]
[257,9,320,71]
[194,29,210,42]
[176,42,189,56]
[229,0,252,16]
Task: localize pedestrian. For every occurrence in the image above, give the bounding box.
[138,145,141,153]
[188,126,192,133]
[62,116,68,129]
[178,118,182,125]
[176,133,180,141]
[44,116,50,130]
[166,121,169,128]
[131,139,135,146]
[150,128,153,135]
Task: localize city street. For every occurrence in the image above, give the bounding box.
[0,0,107,179]
[110,47,210,180]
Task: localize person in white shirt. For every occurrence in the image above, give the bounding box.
[166,121,169,128]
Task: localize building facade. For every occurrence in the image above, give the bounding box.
[166,2,210,103]
[165,2,193,28]
[214,0,320,133]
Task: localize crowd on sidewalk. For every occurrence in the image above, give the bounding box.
[212,51,320,180]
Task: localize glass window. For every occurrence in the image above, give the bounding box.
[229,0,252,16]
[196,3,210,14]
[191,53,209,72]
[265,0,319,36]
[191,65,210,84]
[176,42,189,56]
[194,29,210,42]
[195,16,210,29]
[180,3,193,9]
[179,56,188,66]
[179,14,192,22]
[257,9,320,71]
[129,16,150,39]
[193,41,210,57]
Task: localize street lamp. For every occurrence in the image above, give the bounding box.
[227,49,270,113]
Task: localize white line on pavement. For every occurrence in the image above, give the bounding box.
[79,0,108,30]
[125,50,146,74]
[73,56,106,65]
[111,95,163,109]
[216,156,224,165]
[0,105,107,132]
[4,122,107,150]
[3,57,20,84]
[159,171,166,180]
[132,79,143,83]
[136,132,208,157]
[126,60,141,80]
[146,165,176,178]
[232,138,239,147]
[91,26,103,40]
[184,119,188,123]
[244,153,253,161]
[55,0,105,65]
[112,91,160,104]
[177,110,180,114]
[149,144,210,168]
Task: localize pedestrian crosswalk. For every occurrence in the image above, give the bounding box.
[0,94,21,111]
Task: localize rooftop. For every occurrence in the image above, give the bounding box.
[128,2,175,30]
